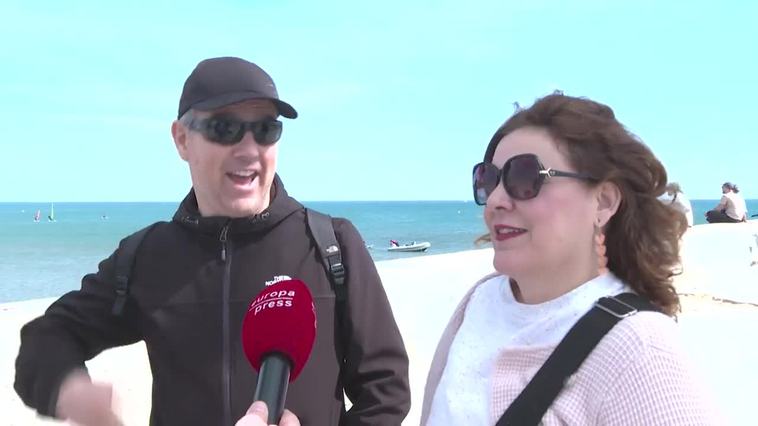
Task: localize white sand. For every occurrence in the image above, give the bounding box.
[2,222,758,425]
[674,221,758,303]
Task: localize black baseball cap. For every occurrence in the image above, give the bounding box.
[178,57,298,119]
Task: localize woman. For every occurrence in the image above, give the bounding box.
[421,94,716,425]
[662,182,694,227]
[705,182,748,223]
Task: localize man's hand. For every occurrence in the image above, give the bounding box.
[235,401,300,426]
[56,370,122,426]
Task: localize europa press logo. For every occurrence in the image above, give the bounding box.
[250,286,295,315]
[248,279,316,328]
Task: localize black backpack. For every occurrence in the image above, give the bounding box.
[110,209,347,321]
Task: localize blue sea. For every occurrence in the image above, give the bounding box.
[1,200,756,303]
[0,201,488,302]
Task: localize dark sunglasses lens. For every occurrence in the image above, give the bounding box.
[253,120,282,145]
[472,163,499,205]
[206,118,244,145]
[505,156,542,200]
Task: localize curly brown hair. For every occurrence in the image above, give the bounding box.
[478,94,687,315]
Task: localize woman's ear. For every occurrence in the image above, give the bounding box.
[596,181,622,227]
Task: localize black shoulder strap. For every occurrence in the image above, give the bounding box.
[111,223,160,316]
[305,209,347,303]
[496,292,660,426]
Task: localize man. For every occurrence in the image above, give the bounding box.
[15,57,410,425]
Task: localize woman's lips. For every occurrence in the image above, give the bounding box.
[493,224,527,241]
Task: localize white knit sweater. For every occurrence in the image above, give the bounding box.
[421,273,719,425]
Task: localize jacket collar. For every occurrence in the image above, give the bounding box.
[172,174,302,236]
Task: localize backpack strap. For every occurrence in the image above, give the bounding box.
[111,223,160,316]
[306,209,347,303]
[306,208,349,373]
[496,292,660,426]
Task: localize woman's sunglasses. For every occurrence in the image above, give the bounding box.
[187,116,283,146]
[472,153,597,205]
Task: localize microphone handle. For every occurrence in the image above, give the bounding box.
[253,352,291,424]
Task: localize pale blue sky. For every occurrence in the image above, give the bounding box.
[1,0,755,201]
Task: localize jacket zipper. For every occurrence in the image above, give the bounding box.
[220,223,233,426]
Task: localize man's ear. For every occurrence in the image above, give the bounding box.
[171,120,189,162]
[596,181,622,227]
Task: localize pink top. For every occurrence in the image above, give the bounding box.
[421,273,720,425]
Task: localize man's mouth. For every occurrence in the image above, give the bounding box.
[226,170,258,186]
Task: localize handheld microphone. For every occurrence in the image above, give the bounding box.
[241,279,317,424]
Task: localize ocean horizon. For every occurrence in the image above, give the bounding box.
[2,199,756,303]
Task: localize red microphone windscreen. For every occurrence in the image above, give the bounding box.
[241,279,317,382]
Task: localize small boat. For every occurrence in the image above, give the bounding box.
[47,203,56,222]
[386,240,431,253]
[33,209,41,222]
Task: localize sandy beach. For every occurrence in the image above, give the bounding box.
[2,221,758,425]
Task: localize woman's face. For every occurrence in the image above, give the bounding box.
[484,127,599,279]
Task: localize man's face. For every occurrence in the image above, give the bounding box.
[172,99,280,217]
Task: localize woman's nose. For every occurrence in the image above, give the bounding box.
[487,181,515,210]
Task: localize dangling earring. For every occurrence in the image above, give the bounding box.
[595,221,609,276]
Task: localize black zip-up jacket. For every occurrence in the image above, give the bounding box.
[15,177,410,425]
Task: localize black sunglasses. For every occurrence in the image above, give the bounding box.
[187,116,283,146]
[472,153,597,205]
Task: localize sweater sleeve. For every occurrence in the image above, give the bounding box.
[333,219,411,425]
[595,318,720,425]
[14,245,143,418]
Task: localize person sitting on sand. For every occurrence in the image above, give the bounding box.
[661,182,694,227]
[705,182,747,223]
[421,93,717,425]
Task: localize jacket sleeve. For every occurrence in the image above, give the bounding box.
[14,246,143,418]
[334,219,411,425]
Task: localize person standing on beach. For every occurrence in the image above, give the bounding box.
[705,182,748,223]
[660,182,694,227]
[421,94,718,425]
[14,57,410,426]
